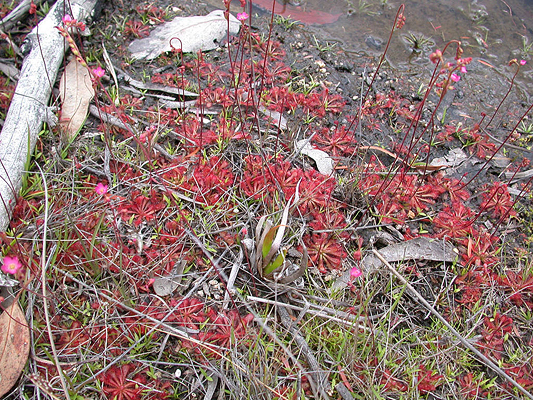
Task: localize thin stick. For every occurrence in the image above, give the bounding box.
[372,248,533,400]
[36,163,71,400]
[223,248,243,309]
[277,305,331,400]
[247,295,371,330]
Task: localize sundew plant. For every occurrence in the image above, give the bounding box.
[0,1,532,399]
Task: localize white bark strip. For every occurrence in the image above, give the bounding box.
[0,0,98,231]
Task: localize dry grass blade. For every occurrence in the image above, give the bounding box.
[247,295,371,330]
[277,305,331,400]
[36,164,71,400]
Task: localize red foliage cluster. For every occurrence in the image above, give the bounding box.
[263,86,299,112]
[458,229,500,267]
[436,123,499,159]
[504,364,533,391]
[302,232,347,273]
[151,71,191,89]
[56,320,92,354]
[99,363,151,400]
[118,190,166,226]
[245,31,286,60]
[416,364,444,394]
[135,3,167,23]
[454,268,486,308]
[458,372,490,398]
[361,92,409,119]
[478,312,514,359]
[380,368,408,392]
[161,155,236,206]
[123,20,150,38]
[463,130,498,159]
[480,181,517,220]
[312,124,358,157]
[497,270,533,308]
[239,155,338,217]
[433,202,475,239]
[197,309,255,355]
[360,171,444,224]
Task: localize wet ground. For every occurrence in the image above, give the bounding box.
[229,0,533,97]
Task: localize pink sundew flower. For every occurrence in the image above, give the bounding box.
[62,14,74,24]
[2,256,22,275]
[450,73,461,82]
[350,266,362,278]
[460,66,467,73]
[520,60,527,66]
[92,66,105,78]
[236,12,248,21]
[95,183,108,195]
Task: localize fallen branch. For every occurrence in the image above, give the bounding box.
[0,0,99,231]
[0,0,45,31]
[247,295,372,330]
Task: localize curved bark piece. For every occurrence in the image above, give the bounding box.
[331,237,457,292]
[0,0,99,231]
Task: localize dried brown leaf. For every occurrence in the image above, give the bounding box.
[0,302,30,397]
[59,58,94,140]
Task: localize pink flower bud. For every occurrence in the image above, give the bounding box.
[429,49,442,64]
[62,14,73,24]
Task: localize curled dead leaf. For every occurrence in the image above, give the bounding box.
[295,139,334,175]
[0,302,30,397]
[59,58,95,140]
